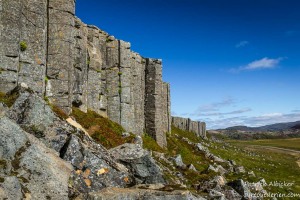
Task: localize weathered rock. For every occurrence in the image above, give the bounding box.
[0,116,72,200]
[223,189,242,200]
[188,164,197,172]
[212,176,227,186]
[63,135,132,194]
[208,189,226,200]
[7,87,71,152]
[207,165,227,175]
[0,176,23,200]
[86,187,205,200]
[109,143,166,184]
[3,89,132,195]
[0,103,8,117]
[234,166,246,174]
[196,143,209,152]
[228,179,252,199]
[173,154,186,169]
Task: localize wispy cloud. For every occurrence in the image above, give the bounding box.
[230,57,285,73]
[235,40,249,48]
[201,108,252,117]
[203,112,300,129]
[194,97,236,113]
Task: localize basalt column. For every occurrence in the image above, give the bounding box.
[0,0,48,94]
[46,0,76,113]
[145,59,167,148]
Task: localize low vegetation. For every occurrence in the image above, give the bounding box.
[20,41,27,51]
[210,139,300,195]
[0,91,19,107]
[71,108,135,149]
[229,138,300,151]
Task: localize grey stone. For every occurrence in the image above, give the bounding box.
[109,143,166,184]
[7,88,70,152]
[223,190,242,200]
[228,179,252,198]
[208,189,226,200]
[0,116,72,200]
[173,154,186,168]
[188,164,197,172]
[234,166,246,174]
[0,176,23,200]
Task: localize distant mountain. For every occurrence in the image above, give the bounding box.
[222,121,300,132]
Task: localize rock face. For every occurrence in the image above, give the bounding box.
[0,0,171,147]
[172,117,206,138]
[109,143,166,185]
[0,116,73,200]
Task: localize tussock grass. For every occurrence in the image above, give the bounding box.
[71,108,135,149]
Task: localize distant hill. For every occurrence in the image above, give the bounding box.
[223,121,300,132]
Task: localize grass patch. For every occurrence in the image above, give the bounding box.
[209,140,300,195]
[0,91,19,107]
[142,134,165,153]
[71,108,135,149]
[171,125,201,143]
[229,138,300,151]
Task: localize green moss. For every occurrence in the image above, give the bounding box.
[49,104,69,120]
[118,72,123,76]
[71,108,135,149]
[20,41,27,51]
[106,38,114,43]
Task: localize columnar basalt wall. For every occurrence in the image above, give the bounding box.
[172,117,206,138]
[145,59,167,148]
[0,0,171,147]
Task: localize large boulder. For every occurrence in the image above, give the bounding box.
[0,116,72,200]
[109,143,166,184]
[63,135,131,195]
[228,179,252,199]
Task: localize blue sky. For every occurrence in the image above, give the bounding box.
[76,0,300,129]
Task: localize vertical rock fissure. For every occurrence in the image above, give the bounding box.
[44,0,50,99]
[16,0,23,86]
[118,40,122,124]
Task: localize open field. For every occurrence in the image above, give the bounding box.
[229,138,300,151]
[209,138,300,198]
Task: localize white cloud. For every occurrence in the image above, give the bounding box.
[204,112,300,130]
[245,57,283,70]
[230,57,285,73]
[235,41,249,48]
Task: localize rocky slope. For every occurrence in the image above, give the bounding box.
[0,85,269,199]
